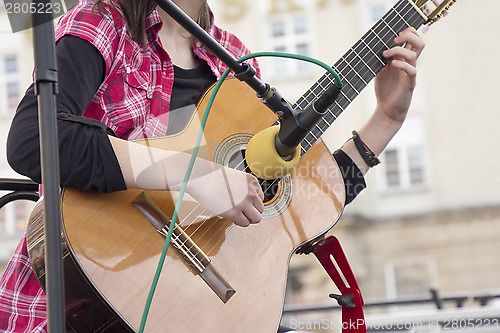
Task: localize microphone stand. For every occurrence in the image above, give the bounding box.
[32,1,66,332]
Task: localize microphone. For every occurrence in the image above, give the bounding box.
[275,84,342,158]
[245,84,342,180]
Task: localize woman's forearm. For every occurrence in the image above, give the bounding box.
[108,135,265,227]
[341,107,404,175]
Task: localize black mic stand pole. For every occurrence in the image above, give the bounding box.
[32,1,66,331]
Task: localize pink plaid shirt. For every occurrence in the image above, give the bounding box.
[0,0,259,331]
[57,0,259,140]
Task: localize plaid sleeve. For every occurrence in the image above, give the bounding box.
[0,235,47,333]
[213,27,261,77]
[196,25,261,80]
[54,0,121,77]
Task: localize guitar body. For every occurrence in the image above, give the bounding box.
[27,78,345,332]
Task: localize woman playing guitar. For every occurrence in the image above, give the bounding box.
[0,0,424,331]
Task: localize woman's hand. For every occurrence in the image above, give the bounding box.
[341,27,425,174]
[375,27,425,123]
[186,166,265,227]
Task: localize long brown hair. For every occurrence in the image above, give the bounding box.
[93,0,211,46]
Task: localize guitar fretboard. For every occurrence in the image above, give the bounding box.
[295,0,427,155]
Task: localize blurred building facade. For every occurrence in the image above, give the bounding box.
[0,0,499,330]
[210,0,500,329]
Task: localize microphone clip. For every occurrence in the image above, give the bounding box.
[275,84,342,158]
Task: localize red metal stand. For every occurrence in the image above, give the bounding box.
[311,236,367,333]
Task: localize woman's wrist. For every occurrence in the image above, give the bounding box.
[341,106,406,174]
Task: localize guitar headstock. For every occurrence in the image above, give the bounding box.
[414,0,457,26]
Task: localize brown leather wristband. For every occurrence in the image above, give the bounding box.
[352,130,381,167]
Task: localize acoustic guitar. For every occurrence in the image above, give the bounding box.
[27,1,456,332]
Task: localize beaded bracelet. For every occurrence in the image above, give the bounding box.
[352,130,381,167]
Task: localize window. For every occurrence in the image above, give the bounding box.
[385,256,438,299]
[408,146,425,185]
[382,145,426,191]
[384,149,400,188]
[0,198,34,238]
[7,82,19,109]
[271,21,285,37]
[268,14,312,78]
[379,118,428,192]
[293,16,308,34]
[370,3,389,23]
[360,0,393,26]
[4,56,17,73]
[283,265,307,307]
[0,54,20,116]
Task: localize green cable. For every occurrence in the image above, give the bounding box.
[138,52,340,332]
[238,51,342,88]
[137,68,231,333]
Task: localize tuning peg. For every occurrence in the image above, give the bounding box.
[422,2,436,15]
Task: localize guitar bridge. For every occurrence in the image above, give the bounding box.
[132,192,235,303]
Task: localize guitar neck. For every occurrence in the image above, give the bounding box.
[294,0,427,154]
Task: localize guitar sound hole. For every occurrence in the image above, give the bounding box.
[228,149,279,203]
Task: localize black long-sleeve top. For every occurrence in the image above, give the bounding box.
[6,35,365,204]
[7,35,124,193]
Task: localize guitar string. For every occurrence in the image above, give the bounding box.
[302,0,417,118]
[295,0,422,146]
[169,0,425,258]
[300,0,422,168]
[306,0,423,157]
